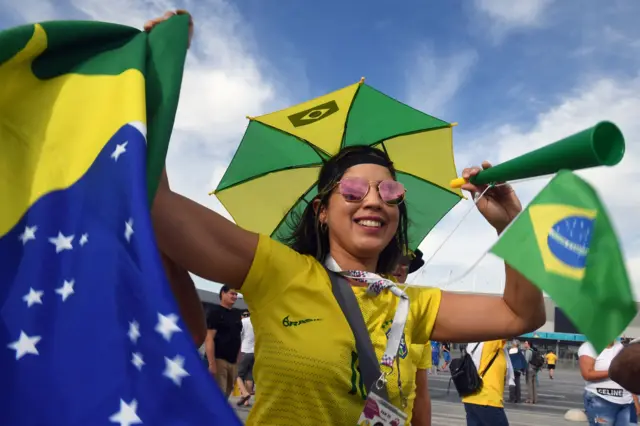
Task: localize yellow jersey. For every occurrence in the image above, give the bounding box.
[545,352,558,365]
[242,235,442,425]
[462,340,507,408]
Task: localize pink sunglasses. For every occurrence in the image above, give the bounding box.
[336,177,406,205]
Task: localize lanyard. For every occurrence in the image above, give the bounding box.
[324,257,410,370]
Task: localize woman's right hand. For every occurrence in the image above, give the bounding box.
[144,10,194,48]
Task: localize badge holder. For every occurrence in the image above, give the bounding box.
[356,366,408,426]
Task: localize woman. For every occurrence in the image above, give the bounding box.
[579,340,633,425]
[146,12,545,425]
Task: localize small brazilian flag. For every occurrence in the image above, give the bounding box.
[490,170,636,353]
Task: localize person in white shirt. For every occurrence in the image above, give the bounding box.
[579,340,633,425]
[236,310,255,407]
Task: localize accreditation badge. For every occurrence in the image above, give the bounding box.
[356,389,407,426]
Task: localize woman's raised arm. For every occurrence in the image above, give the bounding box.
[431,162,546,342]
[152,169,259,290]
[145,13,258,290]
[432,267,545,342]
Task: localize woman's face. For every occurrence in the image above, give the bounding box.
[320,163,401,261]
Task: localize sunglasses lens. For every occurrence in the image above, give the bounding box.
[378,180,405,204]
[339,177,369,202]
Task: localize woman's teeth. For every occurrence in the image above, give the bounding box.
[357,219,382,228]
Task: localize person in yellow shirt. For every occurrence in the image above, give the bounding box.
[409,344,432,426]
[394,250,431,426]
[462,340,511,426]
[545,350,558,379]
[147,16,547,420]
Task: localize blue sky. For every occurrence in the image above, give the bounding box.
[2,0,640,299]
[211,0,640,127]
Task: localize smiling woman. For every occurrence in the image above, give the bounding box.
[148,11,545,426]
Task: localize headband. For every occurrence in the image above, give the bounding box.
[318,151,393,192]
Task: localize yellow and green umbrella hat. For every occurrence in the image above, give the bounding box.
[212,79,463,249]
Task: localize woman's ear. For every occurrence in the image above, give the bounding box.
[313,199,327,224]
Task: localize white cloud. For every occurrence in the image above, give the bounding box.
[472,0,554,41]
[406,47,478,116]
[410,75,640,301]
[2,0,57,22]
[474,0,552,26]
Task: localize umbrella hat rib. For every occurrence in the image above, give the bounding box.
[253,82,361,155]
[214,120,326,194]
[377,127,464,198]
[216,165,321,235]
[214,164,324,194]
[343,84,450,149]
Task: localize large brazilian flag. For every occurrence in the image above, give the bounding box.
[0,16,242,425]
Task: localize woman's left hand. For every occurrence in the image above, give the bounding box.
[461,161,522,233]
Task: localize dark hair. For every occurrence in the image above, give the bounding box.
[283,145,409,274]
[219,285,230,298]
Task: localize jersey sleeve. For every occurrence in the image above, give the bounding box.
[241,234,317,313]
[408,287,442,345]
[417,343,432,369]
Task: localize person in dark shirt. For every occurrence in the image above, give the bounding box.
[205,285,243,398]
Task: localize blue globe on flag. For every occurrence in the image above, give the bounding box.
[547,215,595,268]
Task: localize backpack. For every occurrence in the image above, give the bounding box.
[447,343,500,397]
[529,348,545,369]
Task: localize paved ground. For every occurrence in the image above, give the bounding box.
[428,368,586,425]
[231,368,587,424]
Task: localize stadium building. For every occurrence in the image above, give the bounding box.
[517,297,640,365]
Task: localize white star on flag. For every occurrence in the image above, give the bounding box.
[79,233,89,246]
[111,141,128,162]
[124,219,134,242]
[127,320,141,344]
[55,279,75,302]
[131,352,145,371]
[8,331,41,360]
[19,225,37,244]
[109,398,142,426]
[163,355,190,386]
[48,232,74,253]
[22,288,44,307]
[154,313,182,341]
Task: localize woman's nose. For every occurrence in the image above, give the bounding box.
[362,183,384,207]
